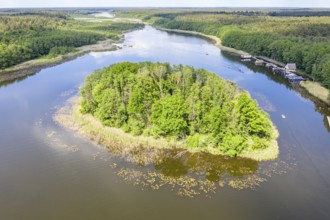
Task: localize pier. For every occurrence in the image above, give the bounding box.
[240,55,306,83]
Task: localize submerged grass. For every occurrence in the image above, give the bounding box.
[240,137,279,162]
[116,168,217,198]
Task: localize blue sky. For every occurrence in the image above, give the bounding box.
[1,0,330,8]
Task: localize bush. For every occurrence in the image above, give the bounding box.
[47,46,76,58]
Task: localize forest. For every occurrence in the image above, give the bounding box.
[117,9,330,90]
[0,11,144,69]
[80,62,277,157]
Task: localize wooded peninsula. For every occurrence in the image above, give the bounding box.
[0,10,144,75]
[79,62,279,160]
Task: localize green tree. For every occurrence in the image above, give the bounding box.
[151,93,189,139]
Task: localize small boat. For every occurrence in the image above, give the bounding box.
[266,63,277,69]
[240,55,252,59]
[281,114,286,119]
[255,60,264,66]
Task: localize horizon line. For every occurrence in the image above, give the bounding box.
[1,6,330,9]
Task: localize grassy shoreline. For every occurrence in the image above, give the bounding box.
[154,26,249,56]
[54,97,279,162]
[0,39,118,84]
[300,81,330,105]
[54,97,186,154]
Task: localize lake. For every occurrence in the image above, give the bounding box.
[92,12,114,18]
[0,26,329,220]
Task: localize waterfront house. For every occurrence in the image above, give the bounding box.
[255,59,264,65]
[240,55,252,59]
[285,63,297,72]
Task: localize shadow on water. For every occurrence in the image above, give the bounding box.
[96,134,259,183]
[99,137,260,181]
[154,149,258,182]
[101,140,290,197]
[0,73,33,88]
[164,30,218,45]
[105,144,269,197]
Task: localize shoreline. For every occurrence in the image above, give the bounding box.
[154,26,249,56]
[299,81,330,105]
[0,39,119,84]
[54,97,279,162]
[153,26,330,106]
[54,97,186,161]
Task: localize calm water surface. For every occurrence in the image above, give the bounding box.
[92,12,114,18]
[0,26,330,220]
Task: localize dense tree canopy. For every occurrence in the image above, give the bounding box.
[81,62,276,157]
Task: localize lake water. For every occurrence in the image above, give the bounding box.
[92,12,114,18]
[0,26,330,220]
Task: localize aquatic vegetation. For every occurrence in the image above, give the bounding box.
[116,168,217,198]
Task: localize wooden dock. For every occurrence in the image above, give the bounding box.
[243,56,305,83]
[257,56,285,67]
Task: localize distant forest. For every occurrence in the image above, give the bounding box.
[117,9,330,89]
[0,10,144,69]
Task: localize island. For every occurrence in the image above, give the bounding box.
[75,62,278,161]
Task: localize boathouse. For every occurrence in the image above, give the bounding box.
[241,55,252,59]
[285,63,297,73]
[255,60,264,65]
